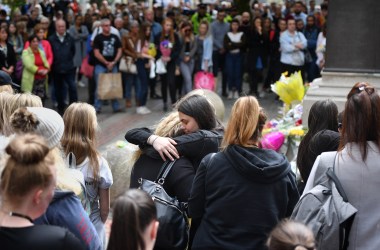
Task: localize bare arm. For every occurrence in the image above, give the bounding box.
[99,188,110,223]
[94,48,109,66]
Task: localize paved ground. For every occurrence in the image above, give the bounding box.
[45,76,282,151]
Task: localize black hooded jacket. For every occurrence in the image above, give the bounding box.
[189,145,300,250]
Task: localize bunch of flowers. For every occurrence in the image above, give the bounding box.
[148,43,157,58]
[160,40,173,58]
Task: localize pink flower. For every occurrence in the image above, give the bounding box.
[160,40,172,58]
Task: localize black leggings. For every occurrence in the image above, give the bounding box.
[161,61,177,105]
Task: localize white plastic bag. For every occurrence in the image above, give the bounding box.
[150,59,156,79]
[156,58,167,74]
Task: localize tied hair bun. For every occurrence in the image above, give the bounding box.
[6,134,50,165]
[294,245,314,250]
[10,107,39,133]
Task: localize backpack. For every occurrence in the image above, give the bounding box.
[291,152,357,250]
[139,159,189,250]
[66,152,92,216]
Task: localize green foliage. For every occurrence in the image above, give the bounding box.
[4,0,26,15]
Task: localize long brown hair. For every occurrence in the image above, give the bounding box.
[160,18,175,43]
[139,21,151,48]
[61,102,100,182]
[107,189,157,250]
[339,82,380,160]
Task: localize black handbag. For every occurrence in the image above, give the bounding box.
[138,160,189,250]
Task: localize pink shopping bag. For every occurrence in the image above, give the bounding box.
[194,71,215,91]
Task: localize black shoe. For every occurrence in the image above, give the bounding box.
[113,108,123,113]
[222,92,228,97]
[96,109,101,114]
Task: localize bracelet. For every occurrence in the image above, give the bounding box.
[147,134,154,145]
[151,136,159,146]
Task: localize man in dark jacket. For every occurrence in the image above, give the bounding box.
[49,19,77,115]
[303,15,320,82]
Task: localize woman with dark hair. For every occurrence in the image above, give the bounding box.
[189,96,299,249]
[128,95,221,193]
[178,21,197,95]
[107,189,158,250]
[296,99,338,187]
[304,82,380,249]
[21,35,50,104]
[224,19,246,99]
[0,26,16,78]
[155,18,181,111]
[68,15,89,87]
[135,22,155,115]
[247,17,265,97]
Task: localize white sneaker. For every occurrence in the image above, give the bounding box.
[136,106,151,115]
[227,91,233,99]
[233,91,239,99]
[78,81,86,87]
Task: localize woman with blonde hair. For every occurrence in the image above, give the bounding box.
[0,133,85,249]
[267,220,316,250]
[62,102,113,249]
[9,106,101,250]
[189,96,299,249]
[2,92,42,136]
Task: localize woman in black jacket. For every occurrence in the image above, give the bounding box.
[0,27,16,81]
[155,18,181,111]
[126,94,222,199]
[189,96,299,250]
[248,17,266,96]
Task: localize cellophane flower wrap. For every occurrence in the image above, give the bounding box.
[160,40,173,58]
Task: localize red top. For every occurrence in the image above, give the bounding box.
[34,51,47,80]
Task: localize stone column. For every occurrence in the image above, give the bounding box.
[302,0,380,125]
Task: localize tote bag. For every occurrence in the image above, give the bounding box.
[97,73,123,100]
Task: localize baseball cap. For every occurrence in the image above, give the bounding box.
[0,71,20,88]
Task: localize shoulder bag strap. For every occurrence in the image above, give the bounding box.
[156,159,177,185]
[326,153,349,202]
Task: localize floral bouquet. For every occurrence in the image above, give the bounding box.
[160,40,173,58]
[148,43,157,58]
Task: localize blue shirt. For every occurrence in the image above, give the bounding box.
[280,30,307,66]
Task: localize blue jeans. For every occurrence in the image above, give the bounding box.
[136,59,148,106]
[94,64,120,111]
[122,72,140,100]
[54,69,77,115]
[225,52,242,92]
[180,59,194,95]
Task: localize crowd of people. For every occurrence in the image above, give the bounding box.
[6,1,380,250]
[0,0,328,115]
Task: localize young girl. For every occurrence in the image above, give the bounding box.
[61,102,113,249]
[107,189,158,250]
[267,220,316,250]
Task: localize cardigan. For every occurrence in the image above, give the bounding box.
[21,47,49,93]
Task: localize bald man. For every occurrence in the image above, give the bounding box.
[49,19,77,115]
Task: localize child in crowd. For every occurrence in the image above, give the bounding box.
[107,189,159,250]
[61,102,113,249]
[267,220,316,250]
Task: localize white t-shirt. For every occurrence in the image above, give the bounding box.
[76,156,113,202]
